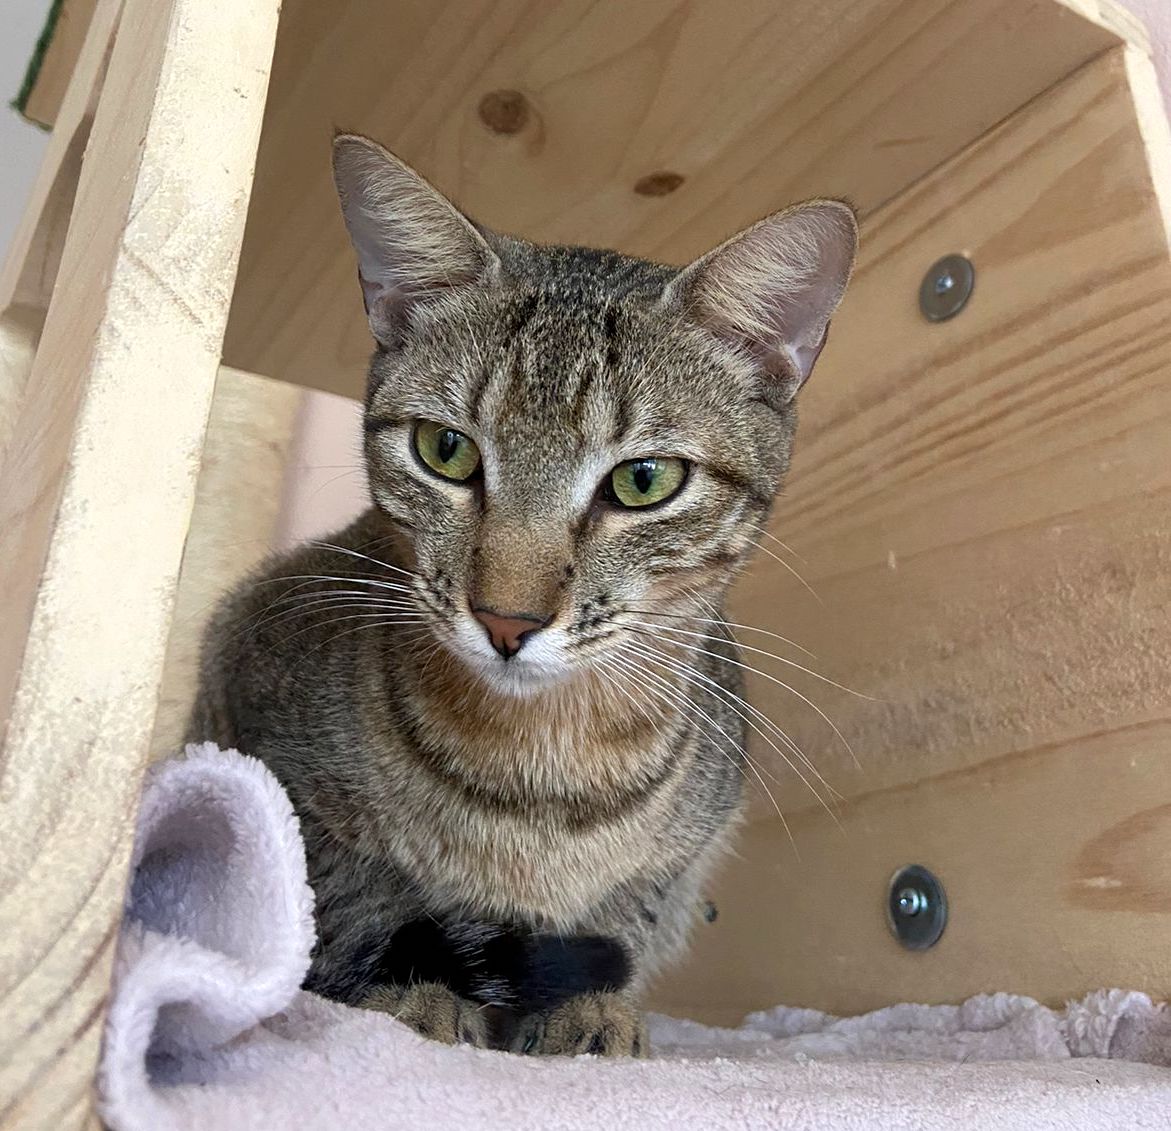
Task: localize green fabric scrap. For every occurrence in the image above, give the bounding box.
[11,0,68,126]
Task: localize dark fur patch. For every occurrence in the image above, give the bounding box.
[372,919,631,1013]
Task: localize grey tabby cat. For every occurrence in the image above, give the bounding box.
[190,134,856,1056]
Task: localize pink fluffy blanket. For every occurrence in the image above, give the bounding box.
[98,745,1171,1130]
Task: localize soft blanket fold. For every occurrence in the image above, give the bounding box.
[98,745,1171,1130]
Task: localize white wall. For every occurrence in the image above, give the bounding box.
[0,0,52,258]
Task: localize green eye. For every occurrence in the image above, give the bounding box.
[413,420,481,482]
[607,457,688,508]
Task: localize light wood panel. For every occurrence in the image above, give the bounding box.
[0,0,120,466]
[657,718,1171,1023]
[0,1,281,1126]
[17,0,101,129]
[221,0,1139,396]
[651,45,1171,1022]
[151,367,303,758]
[0,307,42,474]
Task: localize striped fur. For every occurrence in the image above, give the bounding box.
[189,136,856,1055]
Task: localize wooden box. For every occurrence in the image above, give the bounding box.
[2,0,1170,1124]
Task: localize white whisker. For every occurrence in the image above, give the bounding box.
[623,620,872,701]
[593,656,663,733]
[245,597,425,641]
[741,519,808,564]
[627,606,814,659]
[621,637,842,811]
[610,640,797,853]
[307,541,419,581]
[624,626,861,768]
[276,610,431,648]
[254,573,416,595]
[744,536,822,605]
[283,615,434,669]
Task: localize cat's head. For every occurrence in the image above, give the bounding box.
[333,134,856,696]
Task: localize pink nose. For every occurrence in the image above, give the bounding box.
[472,607,547,659]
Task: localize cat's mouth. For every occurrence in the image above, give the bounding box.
[449,615,577,698]
[476,657,568,698]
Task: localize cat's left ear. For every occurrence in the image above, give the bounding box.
[664,201,858,402]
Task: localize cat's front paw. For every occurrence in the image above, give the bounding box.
[361,981,488,1047]
[512,991,648,1058]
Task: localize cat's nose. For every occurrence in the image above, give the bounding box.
[471,607,548,660]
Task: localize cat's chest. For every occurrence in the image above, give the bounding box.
[408,805,660,926]
[353,667,684,923]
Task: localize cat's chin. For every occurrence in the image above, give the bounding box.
[468,656,572,699]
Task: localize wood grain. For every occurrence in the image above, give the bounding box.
[650,45,1171,1022]
[0,1,280,1125]
[151,367,303,759]
[0,308,42,475]
[655,719,1171,1023]
[221,0,1137,397]
[0,0,121,466]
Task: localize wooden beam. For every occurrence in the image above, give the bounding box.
[0,0,117,315]
[0,0,121,466]
[651,44,1171,1023]
[0,0,280,1125]
[221,0,1140,397]
[16,0,102,130]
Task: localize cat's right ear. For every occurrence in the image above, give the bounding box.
[332,134,500,348]
[663,200,857,404]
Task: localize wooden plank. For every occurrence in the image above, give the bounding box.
[151,367,303,758]
[650,45,1171,1022]
[221,0,1139,397]
[273,388,367,550]
[18,0,101,129]
[656,719,1171,1022]
[0,0,121,465]
[0,0,117,314]
[0,309,42,473]
[1063,0,1151,46]
[0,0,280,1125]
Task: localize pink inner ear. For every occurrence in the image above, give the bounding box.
[358,271,378,316]
[359,272,431,349]
[792,321,831,387]
[672,201,857,396]
[333,136,502,348]
[357,270,403,344]
[706,307,830,393]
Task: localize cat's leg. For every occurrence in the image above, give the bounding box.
[510,866,709,1058]
[313,893,495,1047]
[361,982,490,1047]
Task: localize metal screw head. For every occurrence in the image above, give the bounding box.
[919,254,974,322]
[895,887,925,917]
[887,865,947,950]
